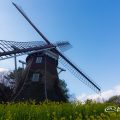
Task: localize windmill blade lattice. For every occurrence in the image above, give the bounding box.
[58,53,101,93]
[0,40,69,60]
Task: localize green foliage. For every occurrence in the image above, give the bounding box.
[107,95,120,106]
[58,79,69,101]
[0,101,119,120]
[5,68,70,102]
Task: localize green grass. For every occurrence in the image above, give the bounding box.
[0,101,120,120]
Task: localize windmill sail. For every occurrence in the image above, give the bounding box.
[12,2,50,44]
[58,52,101,93]
[0,40,69,60]
[12,2,101,93]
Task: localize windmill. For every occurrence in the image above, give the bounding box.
[0,2,101,102]
[0,40,70,101]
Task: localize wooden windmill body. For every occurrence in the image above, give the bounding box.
[14,50,67,102]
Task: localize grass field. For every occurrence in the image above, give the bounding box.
[0,101,120,120]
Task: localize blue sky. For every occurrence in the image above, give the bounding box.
[0,0,120,99]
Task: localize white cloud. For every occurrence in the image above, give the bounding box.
[0,68,8,72]
[77,85,120,102]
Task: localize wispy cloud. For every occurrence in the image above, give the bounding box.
[77,85,120,102]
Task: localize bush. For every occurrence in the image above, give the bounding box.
[0,101,119,120]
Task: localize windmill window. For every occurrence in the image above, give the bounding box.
[32,73,39,82]
[36,57,42,63]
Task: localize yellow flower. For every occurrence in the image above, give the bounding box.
[60,117,66,120]
[69,115,72,119]
[75,111,78,114]
[52,112,56,116]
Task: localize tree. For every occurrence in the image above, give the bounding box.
[2,68,70,102]
[0,72,13,102]
[58,79,69,101]
[107,95,120,106]
[4,67,23,89]
[0,68,23,102]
